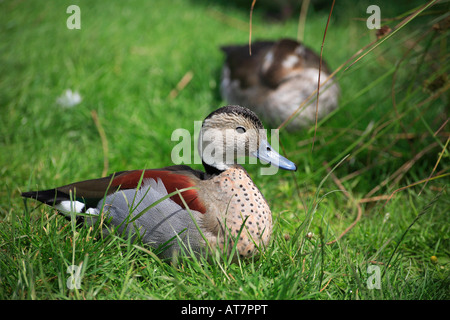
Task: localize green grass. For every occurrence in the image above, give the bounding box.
[0,0,448,301]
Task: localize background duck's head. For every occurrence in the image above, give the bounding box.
[260,38,330,88]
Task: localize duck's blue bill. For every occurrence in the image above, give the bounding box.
[252,139,297,171]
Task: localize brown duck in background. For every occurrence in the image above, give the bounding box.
[220,38,340,130]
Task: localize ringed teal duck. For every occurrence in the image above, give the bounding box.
[22,105,296,259]
[220,38,340,130]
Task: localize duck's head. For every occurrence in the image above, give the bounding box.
[260,38,329,88]
[198,105,297,174]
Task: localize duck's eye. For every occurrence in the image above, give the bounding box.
[236,126,246,134]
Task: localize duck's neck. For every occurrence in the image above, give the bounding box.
[202,160,227,177]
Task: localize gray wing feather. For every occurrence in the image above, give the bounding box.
[87,178,204,258]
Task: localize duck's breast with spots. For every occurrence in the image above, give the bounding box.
[200,165,272,257]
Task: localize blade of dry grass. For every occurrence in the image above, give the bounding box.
[312,0,335,152]
[168,71,194,100]
[382,172,449,208]
[365,142,438,198]
[419,136,449,195]
[297,0,310,42]
[91,110,109,177]
[323,161,362,245]
[248,0,257,56]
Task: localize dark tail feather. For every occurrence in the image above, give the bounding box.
[22,189,87,226]
[21,189,69,206]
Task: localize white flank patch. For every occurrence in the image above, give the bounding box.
[282,54,299,69]
[55,200,85,215]
[262,51,274,72]
[85,208,100,215]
